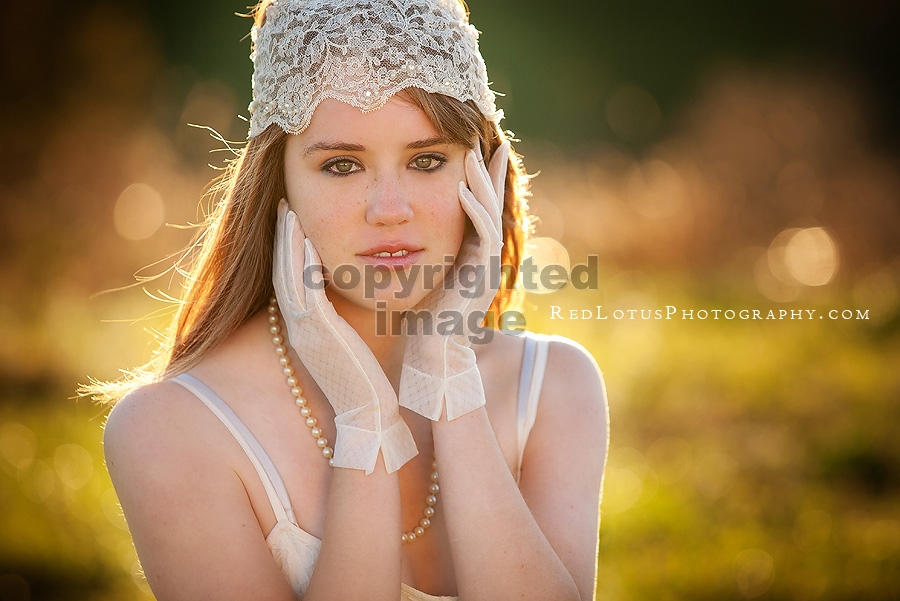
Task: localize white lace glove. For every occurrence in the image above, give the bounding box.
[273,200,418,474]
[399,141,509,421]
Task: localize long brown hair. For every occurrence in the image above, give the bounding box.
[84,1,532,403]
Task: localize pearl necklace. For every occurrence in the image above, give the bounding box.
[267,298,439,543]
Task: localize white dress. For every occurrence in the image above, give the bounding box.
[171,333,552,600]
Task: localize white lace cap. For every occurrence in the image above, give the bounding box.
[248,0,503,138]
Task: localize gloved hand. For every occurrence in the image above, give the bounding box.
[273,200,418,474]
[399,141,509,421]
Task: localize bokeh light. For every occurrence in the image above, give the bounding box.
[113,183,165,241]
[626,159,685,219]
[755,249,801,302]
[784,227,839,286]
[733,548,775,598]
[758,226,840,298]
[53,443,95,490]
[520,236,571,294]
[0,422,37,473]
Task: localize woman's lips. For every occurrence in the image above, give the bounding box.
[356,244,424,268]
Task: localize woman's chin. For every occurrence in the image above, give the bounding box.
[324,287,428,315]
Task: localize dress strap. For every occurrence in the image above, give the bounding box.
[516,334,550,484]
[170,374,297,525]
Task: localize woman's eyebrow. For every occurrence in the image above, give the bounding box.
[303,136,452,157]
[303,141,366,156]
[406,136,453,149]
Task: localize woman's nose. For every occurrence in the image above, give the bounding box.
[365,174,413,226]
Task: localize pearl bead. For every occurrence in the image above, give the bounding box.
[310,427,322,438]
[401,534,409,543]
[283,366,294,377]
[407,532,416,541]
[426,495,437,506]
[424,507,435,518]
[432,461,438,471]
[268,315,278,324]
[275,346,286,356]
[294,396,307,407]
[290,386,302,397]
[269,325,280,335]
[286,376,297,386]
[328,456,335,466]
[414,527,425,537]
[420,518,431,529]
[316,438,327,448]
[273,335,283,345]
[306,417,317,428]
[300,407,312,417]
[431,472,439,483]
[267,304,277,314]
[430,483,440,494]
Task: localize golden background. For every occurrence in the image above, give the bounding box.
[1,1,898,599]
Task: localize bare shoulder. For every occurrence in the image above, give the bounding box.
[522,336,609,486]
[103,379,215,470]
[518,335,609,600]
[475,330,608,422]
[474,330,609,442]
[525,333,609,475]
[103,380,295,599]
[541,336,608,423]
[102,378,241,536]
[103,382,236,517]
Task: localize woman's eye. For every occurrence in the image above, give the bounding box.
[328,160,357,174]
[411,154,446,171]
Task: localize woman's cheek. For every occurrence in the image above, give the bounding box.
[286,195,341,268]
[309,215,351,270]
[438,190,467,246]
[418,169,465,218]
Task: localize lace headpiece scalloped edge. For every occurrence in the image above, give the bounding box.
[248,0,503,138]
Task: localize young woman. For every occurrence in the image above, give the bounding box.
[97,1,608,599]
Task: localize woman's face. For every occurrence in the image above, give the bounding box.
[283,96,468,312]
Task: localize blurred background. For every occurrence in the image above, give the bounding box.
[1,0,899,599]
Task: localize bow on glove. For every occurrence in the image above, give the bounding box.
[273,200,418,474]
[399,141,509,421]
